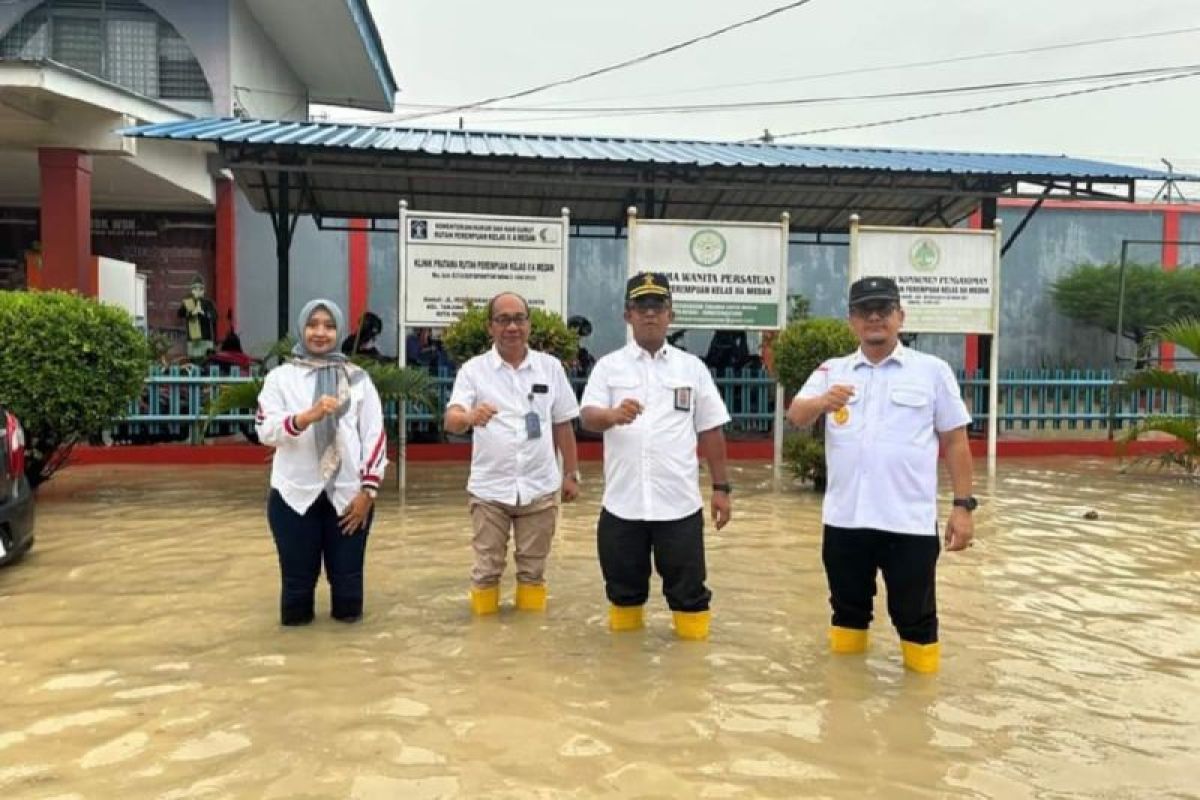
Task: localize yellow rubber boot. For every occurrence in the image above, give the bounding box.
[515,582,547,611]
[673,610,711,641]
[609,604,644,632]
[901,640,941,674]
[469,585,500,615]
[829,626,869,654]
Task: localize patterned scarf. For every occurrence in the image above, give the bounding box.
[291,300,364,486]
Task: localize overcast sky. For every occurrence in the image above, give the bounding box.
[344,0,1199,178]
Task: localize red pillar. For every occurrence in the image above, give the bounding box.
[38,148,94,294]
[964,208,982,375]
[348,218,369,324]
[1160,209,1180,369]
[215,178,237,340]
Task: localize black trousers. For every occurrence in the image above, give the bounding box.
[267,490,372,625]
[597,508,711,612]
[822,525,940,644]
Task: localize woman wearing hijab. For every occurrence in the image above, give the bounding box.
[255,299,387,625]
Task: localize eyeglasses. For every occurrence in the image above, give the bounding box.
[491,314,529,327]
[628,300,669,316]
[850,301,898,318]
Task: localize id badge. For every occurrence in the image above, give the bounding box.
[673,386,693,412]
[524,411,542,439]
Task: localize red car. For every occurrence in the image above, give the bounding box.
[0,409,35,566]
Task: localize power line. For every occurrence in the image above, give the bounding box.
[378,0,821,125]
[335,22,1200,123]
[764,69,1200,140]
[372,64,1200,122]
[506,23,1200,108]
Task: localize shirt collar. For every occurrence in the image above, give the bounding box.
[487,345,532,371]
[625,340,670,362]
[851,341,907,369]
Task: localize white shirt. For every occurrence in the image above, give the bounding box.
[447,346,580,505]
[255,363,388,515]
[581,342,730,521]
[797,343,971,536]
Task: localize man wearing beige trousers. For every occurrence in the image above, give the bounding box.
[444,292,581,614]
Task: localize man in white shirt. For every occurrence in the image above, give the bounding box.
[786,276,976,673]
[580,272,732,641]
[445,292,581,615]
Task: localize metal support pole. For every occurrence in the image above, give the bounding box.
[275,171,291,340]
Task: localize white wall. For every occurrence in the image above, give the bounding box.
[228,0,307,120]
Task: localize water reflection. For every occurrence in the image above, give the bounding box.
[0,458,1195,797]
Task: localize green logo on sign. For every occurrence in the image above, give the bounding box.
[909,238,940,272]
[689,229,727,267]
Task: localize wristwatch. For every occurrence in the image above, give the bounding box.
[952,496,978,512]
[362,486,378,499]
[565,469,582,482]
[712,483,733,494]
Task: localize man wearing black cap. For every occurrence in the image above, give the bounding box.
[786,275,975,673]
[579,272,732,641]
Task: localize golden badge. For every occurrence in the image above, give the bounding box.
[833,406,850,426]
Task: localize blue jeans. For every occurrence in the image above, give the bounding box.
[267,490,372,624]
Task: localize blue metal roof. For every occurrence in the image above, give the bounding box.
[122,117,1175,180]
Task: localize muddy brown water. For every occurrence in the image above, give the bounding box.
[0,458,1196,798]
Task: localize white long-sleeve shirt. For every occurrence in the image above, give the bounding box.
[255,363,387,515]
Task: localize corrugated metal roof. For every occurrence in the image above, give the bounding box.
[122,118,1175,180]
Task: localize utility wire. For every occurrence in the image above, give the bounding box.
[508,23,1200,108]
[764,68,1200,140]
[378,0,820,125]
[372,64,1199,121]
[334,22,1200,123]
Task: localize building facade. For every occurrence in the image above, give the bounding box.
[0,0,394,348]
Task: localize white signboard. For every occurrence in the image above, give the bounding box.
[96,256,138,317]
[850,225,996,334]
[849,217,1004,473]
[628,213,788,330]
[400,208,569,326]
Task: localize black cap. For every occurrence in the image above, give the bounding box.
[626,272,671,303]
[849,276,901,306]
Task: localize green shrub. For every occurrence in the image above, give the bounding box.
[442,305,578,365]
[0,290,151,486]
[772,317,858,393]
[782,430,827,489]
[772,316,857,493]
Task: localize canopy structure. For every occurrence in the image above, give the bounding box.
[124,117,1185,335]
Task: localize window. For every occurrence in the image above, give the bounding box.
[0,0,211,101]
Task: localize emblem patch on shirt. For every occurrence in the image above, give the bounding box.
[832,406,850,426]
[674,387,693,411]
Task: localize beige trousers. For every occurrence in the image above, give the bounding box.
[468,492,559,587]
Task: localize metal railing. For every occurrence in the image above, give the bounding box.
[114,365,1192,443]
[959,369,1194,431]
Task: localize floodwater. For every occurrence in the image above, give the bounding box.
[0,458,1196,799]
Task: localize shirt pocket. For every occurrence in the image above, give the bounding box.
[825,385,863,436]
[607,377,642,407]
[880,383,932,442]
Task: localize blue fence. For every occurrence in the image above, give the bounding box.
[115,365,1192,443]
[959,369,1193,431]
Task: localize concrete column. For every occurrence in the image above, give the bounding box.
[37,148,94,294]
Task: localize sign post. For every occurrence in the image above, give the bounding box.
[627,210,789,479]
[848,215,1003,472]
[397,203,571,489]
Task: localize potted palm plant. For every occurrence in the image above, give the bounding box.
[1120,317,1200,474]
